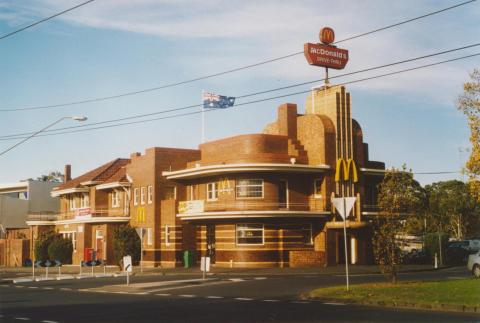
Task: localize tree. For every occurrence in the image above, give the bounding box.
[113,224,140,268]
[373,165,425,283]
[34,230,57,262]
[457,69,480,202]
[425,180,478,241]
[48,236,73,264]
[36,171,64,183]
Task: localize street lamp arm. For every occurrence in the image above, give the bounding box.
[0,116,87,157]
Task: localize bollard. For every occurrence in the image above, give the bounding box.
[46,266,49,279]
[91,265,94,277]
[434,253,438,269]
[58,266,61,278]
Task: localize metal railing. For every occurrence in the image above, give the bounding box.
[27,208,128,221]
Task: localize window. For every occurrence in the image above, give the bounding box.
[165,225,170,246]
[236,179,263,198]
[302,224,313,245]
[112,191,120,208]
[134,188,139,205]
[314,178,323,199]
[187,185,195,200]
[164,186,176,200]
[147,186,153,204]
[62,232,77,251]
[236,224,264,245]
[79,193,89,208]
[147,228,153,246]
[69,196,77,210]
[207,182,218,201]
[140,187,146,205]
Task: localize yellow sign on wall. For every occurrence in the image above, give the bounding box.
[136,206,146,223]
[334,158,358,183]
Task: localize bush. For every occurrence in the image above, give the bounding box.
[113,224,140,267]
[424,232,449,264]
[47,236,73,264]
[34,230,56,262]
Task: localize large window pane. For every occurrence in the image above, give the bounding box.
[236,179,263,198]
[236,224,264,245]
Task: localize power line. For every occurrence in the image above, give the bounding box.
[1,51,478,141]
[0,0,475,112]
[0,0,96,41]
[413,171,460,174]
[1,43,479,139]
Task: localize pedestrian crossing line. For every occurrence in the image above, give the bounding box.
[205,296,223,299]
[14,317,30,320]
[60,288,72,291]
[42,287,54,290]
[112,291,129,294]
[179,294,195,298]
[228,278,245,282]
[254,277,267,280]
[134,292,149,295]
[155,293,171,296]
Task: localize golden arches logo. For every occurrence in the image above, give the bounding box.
[334,158,358,183]
[136,206,146,223]
[320,27,335,44]
[218,177,231,194]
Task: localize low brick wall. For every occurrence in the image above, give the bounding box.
[289,251,326,268]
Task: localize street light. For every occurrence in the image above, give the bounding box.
[0,116,88,157]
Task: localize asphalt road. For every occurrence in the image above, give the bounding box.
[1,266,478,322]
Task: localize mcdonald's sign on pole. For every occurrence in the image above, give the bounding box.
[334,158,358,183]
[304,27,349,70]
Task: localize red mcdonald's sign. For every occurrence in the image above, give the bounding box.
[320,27,335,44]
[303,43,349,70]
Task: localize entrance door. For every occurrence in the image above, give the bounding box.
[206,224,216,264]
[95,230,104,261]
[278,180,288,209]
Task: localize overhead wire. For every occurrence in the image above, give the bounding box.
[0,0,476,112]
[1,51,479,141]
[1,43,479,139]
[0,0,96,41]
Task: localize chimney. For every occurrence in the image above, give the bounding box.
[64,164,71,183]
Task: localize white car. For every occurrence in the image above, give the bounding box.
[467,251,480,278]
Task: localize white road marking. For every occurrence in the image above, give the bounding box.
[28,287,38,289]
[262,299,280,302]
[235,297,253,301]
[112,291,129,294]
[228,278,244,282]
[15,286,25,288]
[155,293,171,296]
[205,296,223,299]
[179,294,195,298]
[134,292,149,295]
[60,288,72,291]
[324,302,346,306]
[41,321,60,323]
[14,318,30,320]
[42,287,53,290]
[254,277,267,280]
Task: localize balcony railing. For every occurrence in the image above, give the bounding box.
[27,208,128,222]
[178,198,328,214]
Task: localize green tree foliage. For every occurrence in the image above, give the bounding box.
[34,230,56,261]
[425,180,478,241]
[457,69,480,202]
[113,224,140,267]
[47,236,73,264]
[374,165,425,283]
[36,171,64,182]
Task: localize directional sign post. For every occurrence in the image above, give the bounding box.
[135,228,146,274]
[44,260,52,279]
[332,197,357,291]
[123,255,132,286]
[200,256,210,280]
[55,260,62,278]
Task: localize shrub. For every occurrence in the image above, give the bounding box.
[424,232,449,264]
[47,236,73,264]
[34,230,56,262]
[113,224,140,267]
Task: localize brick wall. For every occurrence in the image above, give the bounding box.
[289,250,326,267]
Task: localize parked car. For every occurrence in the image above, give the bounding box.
[467,251,480,278]
[448,240,480,252]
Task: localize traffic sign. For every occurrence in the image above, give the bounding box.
[332,197,356,220]
[54,260,62,267]
[123,255,132,273]
[44,260,52,267]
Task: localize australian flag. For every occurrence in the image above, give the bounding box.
[203,91,235,109]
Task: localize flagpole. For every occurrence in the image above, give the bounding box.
[201,90,205,143]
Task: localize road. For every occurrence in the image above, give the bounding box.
[0,266,478,322]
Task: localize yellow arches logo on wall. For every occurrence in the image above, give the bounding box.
[334,158,358,183]
[136,206,146,223]
[219,177,232,194]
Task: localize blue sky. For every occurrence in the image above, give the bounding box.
[0,0,479,185]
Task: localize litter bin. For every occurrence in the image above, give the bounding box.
[183,250,191,268]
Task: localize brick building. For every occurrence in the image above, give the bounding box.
[27,85,385,268]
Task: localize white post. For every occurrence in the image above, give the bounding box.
[32,260,35,280]
[126,271,130,286]
[343,198,350,291]
[91,265,94,277]
[45,266,49,279]
[434,253,438,269]
[58,266,61,278]
[140,232,143,274]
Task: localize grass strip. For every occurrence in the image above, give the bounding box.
[307,279,480,307]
